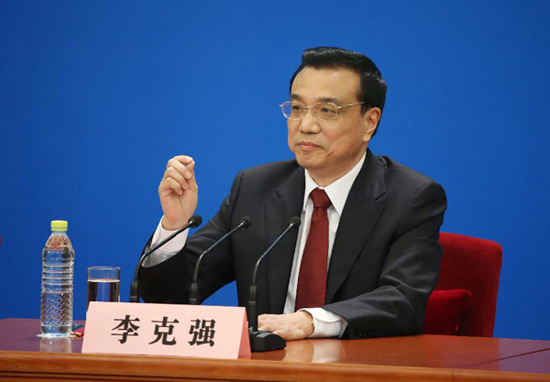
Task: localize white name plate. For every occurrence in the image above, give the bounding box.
[82,302,251,359]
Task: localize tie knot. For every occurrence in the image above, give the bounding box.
[310,188,331,209]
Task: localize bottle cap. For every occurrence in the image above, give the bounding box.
[51,220,68,231]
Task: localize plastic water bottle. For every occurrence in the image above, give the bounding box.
[40,220,74,337]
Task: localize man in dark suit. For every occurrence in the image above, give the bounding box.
[140,47,447,340]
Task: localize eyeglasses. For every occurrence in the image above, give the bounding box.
[279,101,365,121]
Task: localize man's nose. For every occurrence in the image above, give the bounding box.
[298,108,321,133]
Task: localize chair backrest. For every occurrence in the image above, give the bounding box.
[435,232,502,337]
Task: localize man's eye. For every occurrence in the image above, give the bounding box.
[319,107,336,115]
[292,104,305,111]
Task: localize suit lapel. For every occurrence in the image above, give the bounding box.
[326,150,387,303]
[265,166,304,314]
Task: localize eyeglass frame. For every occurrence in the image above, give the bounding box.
[279,100,366,121]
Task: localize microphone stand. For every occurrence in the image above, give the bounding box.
[248,217,300,352]
[188,217,252,305]
[129,215,202,303]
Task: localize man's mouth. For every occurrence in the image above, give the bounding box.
[296,141,321,151]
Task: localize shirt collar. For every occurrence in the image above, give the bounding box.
[303,152,366,216]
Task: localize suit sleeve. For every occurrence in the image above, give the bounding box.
[323,180,447,339]
[138,171,245,304]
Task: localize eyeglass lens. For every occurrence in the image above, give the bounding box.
[281,102,338,121]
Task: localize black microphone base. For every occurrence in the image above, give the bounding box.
[249,330,286,352]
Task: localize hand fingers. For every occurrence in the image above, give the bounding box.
[272,329,291,340]
[161,156,197,195]
[164,156,194,181]
[166,155,194,169]
[257,314,287,334]
[257,314,272,331]
[165,166,186,188]
[257,313,313,341]
[161,177,185,196]
[185,160,198,193]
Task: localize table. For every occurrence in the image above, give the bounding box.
[1,318,549,381]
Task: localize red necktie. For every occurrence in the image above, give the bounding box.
[295,188,332,311]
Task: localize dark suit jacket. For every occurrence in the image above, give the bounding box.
[140,149,447,339]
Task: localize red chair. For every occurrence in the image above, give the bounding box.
[423,233,503,337]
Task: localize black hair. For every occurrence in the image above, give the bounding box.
[290,47,387,134]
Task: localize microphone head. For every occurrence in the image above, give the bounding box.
[188,215,203,228]
[288,216,301,228]
[239,216,253,229]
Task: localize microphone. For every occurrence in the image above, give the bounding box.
[188,217,252,305]
[248,216,301,352]
[129,215,202,303]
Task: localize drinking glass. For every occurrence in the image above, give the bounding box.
[87,266,120,309]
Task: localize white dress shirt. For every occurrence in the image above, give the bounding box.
[145,153,366,338]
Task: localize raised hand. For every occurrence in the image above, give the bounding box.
[158,155,199,230]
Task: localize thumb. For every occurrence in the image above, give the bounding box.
[186,160,198,193]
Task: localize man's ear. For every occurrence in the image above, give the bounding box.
[363,107,382,142]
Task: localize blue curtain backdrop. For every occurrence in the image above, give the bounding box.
[1,1,549,340]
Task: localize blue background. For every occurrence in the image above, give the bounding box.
[1,1,549,340]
